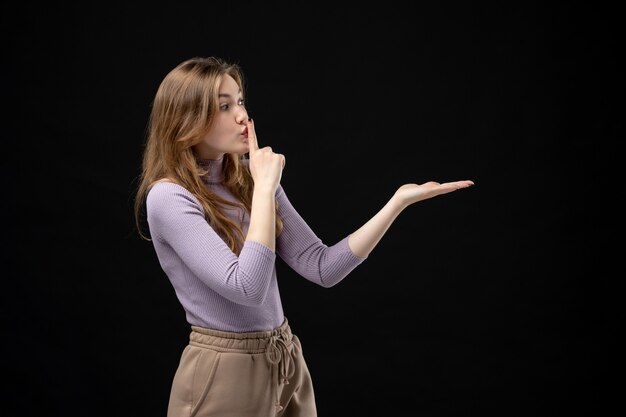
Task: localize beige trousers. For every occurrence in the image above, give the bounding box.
[167,318,317,417]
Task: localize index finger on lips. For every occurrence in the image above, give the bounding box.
[246,118,258,152]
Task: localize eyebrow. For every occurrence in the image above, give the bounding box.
[218,90,242,99]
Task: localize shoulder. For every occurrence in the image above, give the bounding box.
[146,180,202,214]
[147,178,184,196]
[150,177,177,187]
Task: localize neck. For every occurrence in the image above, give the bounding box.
[197,154,226,184]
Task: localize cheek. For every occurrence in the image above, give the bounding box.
[201,126,225,145]
[211,119,231,142]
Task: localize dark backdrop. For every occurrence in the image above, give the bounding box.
[4,2,621,416]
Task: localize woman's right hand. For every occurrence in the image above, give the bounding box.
[392,180,474,210]
[246,118,285,191]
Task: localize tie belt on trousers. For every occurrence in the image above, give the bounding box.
[266,329,299,412]
[189,318,299,412]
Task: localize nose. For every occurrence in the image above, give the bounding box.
[236,107,249,124]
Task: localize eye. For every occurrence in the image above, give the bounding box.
[219,103,230,111]
[237,99,245,106]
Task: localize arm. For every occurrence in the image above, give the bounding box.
[347,196,404,258]
[246,183,276,252]
[277,179,474,284]
[275,184,367,288]
[348,179,475,257]
[146,182,276,306]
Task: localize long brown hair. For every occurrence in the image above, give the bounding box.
[133,56,283,255]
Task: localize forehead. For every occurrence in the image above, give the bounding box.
[219,74,241,95]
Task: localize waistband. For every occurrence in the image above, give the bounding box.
[189,318,297,412]
[189,318,293,353]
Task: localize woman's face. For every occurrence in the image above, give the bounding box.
[194,74,250,160]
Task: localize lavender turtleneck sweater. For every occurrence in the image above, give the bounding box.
[146,156,367,332]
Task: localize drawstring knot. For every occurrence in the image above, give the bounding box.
[266,332,298,412]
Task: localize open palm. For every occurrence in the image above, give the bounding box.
[394,180,474,209]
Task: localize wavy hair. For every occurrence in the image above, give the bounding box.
[133,56,283,255]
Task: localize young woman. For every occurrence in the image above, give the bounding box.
[134,56,474,417]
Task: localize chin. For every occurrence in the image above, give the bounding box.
[235,144,250,155]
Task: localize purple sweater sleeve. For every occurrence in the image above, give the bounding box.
[275,184,368,287]
[146,182,276,306]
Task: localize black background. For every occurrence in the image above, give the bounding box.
[4,2,621,416]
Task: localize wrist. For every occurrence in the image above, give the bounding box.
[389,193,408,213]
[253,183,277,196]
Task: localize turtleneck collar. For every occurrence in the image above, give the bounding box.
[197,155,225,185]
